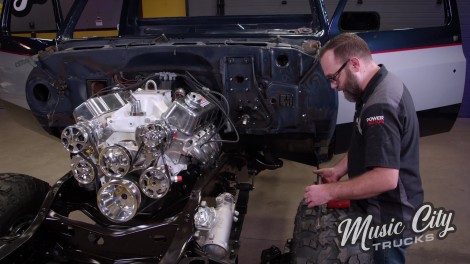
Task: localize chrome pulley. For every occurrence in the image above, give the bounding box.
[136,121,172,150]
[70,155,96,185]
[97,179,141,223]
[61,123,93,153]
[139,166,171,199]
[98,145,132,178]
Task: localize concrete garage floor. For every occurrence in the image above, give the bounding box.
[0,106,469,263]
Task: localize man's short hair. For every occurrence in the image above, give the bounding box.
[319,33,372,62]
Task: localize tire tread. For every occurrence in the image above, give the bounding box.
[0,173,50,235]
[291,201,374,264]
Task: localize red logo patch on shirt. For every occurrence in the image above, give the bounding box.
[366,115,384,125]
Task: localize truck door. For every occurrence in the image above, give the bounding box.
[327,0,466,153]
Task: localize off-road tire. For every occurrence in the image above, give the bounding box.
[0,173,50,236]
[291,201,374,264]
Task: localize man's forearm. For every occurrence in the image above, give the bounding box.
[328,167,399,200]
[333,153,349,178]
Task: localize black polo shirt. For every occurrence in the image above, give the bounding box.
[348,66,424,234]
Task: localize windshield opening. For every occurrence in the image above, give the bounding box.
[137,0,321,35]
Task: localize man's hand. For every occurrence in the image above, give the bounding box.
[312,167,341,183]
[304,167,399,208]
[303,184,332,207]
[312,153,348,184]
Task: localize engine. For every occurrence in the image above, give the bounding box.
[60,79,222,223]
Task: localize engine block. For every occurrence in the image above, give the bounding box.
[60,82,222,222]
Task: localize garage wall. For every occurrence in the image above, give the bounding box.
[224,0,309,15]
[142,0,186,17]
[187,0,216,16]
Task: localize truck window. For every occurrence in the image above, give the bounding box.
[138,0,319,34]
[60,0,121,38]
[143,0,312,17]
[218,0,310,16]
[324,0,446,31]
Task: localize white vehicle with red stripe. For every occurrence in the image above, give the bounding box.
[326,0,466,153]
[0,0,465,263]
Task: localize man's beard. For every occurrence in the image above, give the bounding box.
[340,69,362,103]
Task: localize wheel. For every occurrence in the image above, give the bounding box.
[0,173,50,236]
[291,201,374,264]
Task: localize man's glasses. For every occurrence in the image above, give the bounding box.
[326,59,350,83]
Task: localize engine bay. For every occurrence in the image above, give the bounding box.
[9,42,338,263]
